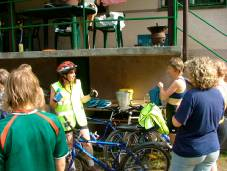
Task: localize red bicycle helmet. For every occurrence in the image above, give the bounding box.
[56,61,77,75]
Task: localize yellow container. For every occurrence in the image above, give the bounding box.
[18,43,24,52]
[119,89,134,101]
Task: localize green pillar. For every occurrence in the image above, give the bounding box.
[0,18,3,52]
[9,1,16,52]
[173,0,178,46]
[72,16,79,49]
[168,0,178,46]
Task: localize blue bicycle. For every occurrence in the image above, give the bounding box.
[87,105,142,141]
[64,116,170,171]
[68,130,170,171]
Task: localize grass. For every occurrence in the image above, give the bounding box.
[219,152,227,171]
[93,150,227,170]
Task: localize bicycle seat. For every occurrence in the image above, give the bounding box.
[116,124,145,132]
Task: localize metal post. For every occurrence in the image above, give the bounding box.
[173,0,178,45]
[183,0,189,62]
[0,18,3,52]
[82,0,87,48]
[72,16,78,49]
[9,1,16,52]
[168,0,177,46]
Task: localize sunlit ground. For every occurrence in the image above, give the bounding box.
[218,152,227,171]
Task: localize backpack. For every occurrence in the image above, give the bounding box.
[138,103,169,134]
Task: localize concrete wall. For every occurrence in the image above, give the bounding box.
[0,58,57,89]
[0,55,174,102]
[89,55,173,100]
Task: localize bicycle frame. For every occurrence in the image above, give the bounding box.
[87,117,116,140]
[68,138,128,171]
[87,105,142,140]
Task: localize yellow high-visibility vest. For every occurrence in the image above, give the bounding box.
[52,80,87,131]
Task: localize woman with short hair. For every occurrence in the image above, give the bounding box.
[158,57,186,143]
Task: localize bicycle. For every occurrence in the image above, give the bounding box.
[104,124,171,163]
[64,116,170,171]
[87,105,142,141]
[104,105,172,161]
[86,107,119,141]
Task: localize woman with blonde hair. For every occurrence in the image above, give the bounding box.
[170,56,225,171]
[17,63,47,111]
[0,68,68,171]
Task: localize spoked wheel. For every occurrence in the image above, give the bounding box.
[121,143,170,171]
[74,157,84,171]
[67,155,87,171]
[104,130,126,163]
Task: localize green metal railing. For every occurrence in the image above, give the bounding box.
[177,1,226,61]
[161,0,227,8]
[178,2,227,37]
[177,27,227,62]
[2,0,226,62]
[0,0,178,51]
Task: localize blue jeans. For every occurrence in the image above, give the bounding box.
[169,151,219,171]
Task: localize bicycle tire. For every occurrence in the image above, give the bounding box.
[104,129,168,161]
[69,155,88,171]
[120,142,170,171]
[103,130,126,163]
[129,130,172,152]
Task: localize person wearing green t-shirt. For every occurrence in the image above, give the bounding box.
[0,67,68,171]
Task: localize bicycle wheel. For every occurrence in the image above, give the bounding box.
[68,155,87,171]
[103,130,125,162]
[127,130,162,145]
[120,142,170,171]
[104,130,163,161]
[74,157,84,171]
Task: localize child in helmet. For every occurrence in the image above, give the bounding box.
[50,61,98,170]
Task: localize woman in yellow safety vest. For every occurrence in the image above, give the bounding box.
[50,61,98,170]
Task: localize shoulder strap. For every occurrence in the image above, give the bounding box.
[36,112,59,136]
[0,115,18,151]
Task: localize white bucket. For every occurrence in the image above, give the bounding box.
[116,91,131,110]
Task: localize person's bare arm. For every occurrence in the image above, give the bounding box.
[158,81,178,101]
[219,116,225,124]
[50,86,57,110]
[55,157,66,171]
[172,115,182,127]
[81,95,91,103]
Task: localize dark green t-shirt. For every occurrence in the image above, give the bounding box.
[0,110,68,171]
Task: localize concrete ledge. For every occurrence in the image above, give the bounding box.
[0,46,181,59]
